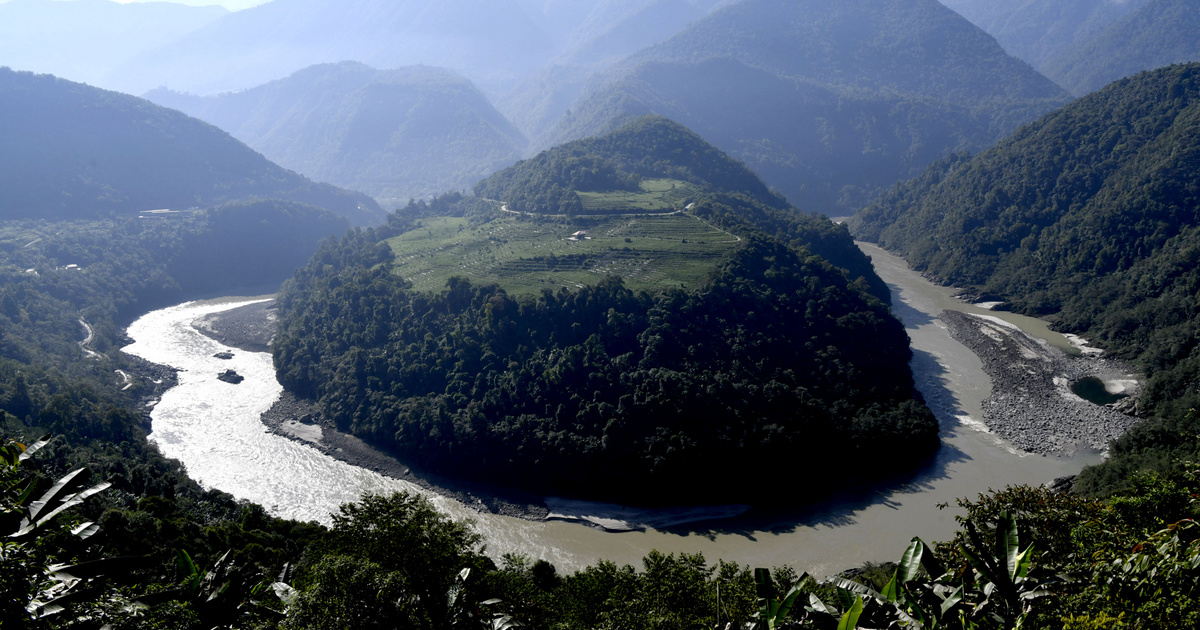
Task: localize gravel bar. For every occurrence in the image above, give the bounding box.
[941,310,1141,457]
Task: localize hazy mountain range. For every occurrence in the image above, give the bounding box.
[106,0,556,96]
[537,0,1071,214]
[1042,0,1200,96]
[938,0,1151,71]
[146,63,527,205]
[942,0,1200,97]
[0,68,382,224]
[0,0,226,88]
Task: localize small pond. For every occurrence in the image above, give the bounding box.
[1071,377,1128,406]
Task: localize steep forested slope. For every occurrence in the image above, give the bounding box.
[0,68,383,224]
[1043,0,1200,96]
[146,62,526,204]
[939,0,1149,71]
[852,63,1200,490]
[272,117,937,505]
[543,0,1070,214]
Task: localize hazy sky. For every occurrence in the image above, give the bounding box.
[111,0,268,10]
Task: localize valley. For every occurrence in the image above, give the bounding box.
[124,244,1095,575]
[3,1,1200,626]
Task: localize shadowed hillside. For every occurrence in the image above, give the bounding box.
[0,68,383,225]
[541,0,1070,215]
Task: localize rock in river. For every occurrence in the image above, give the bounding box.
[217,369,244,384]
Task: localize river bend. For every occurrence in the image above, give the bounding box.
[122,244,1093,574]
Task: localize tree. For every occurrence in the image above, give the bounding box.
[287,492,491,629]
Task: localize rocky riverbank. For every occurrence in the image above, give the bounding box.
[941,310,1141,457]
[191,299,276,353]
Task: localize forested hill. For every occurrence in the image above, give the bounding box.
[851,63,1200,490]
[144,62,527,205]
[477,115,781,211]
[540,0,1071,215]
[1042,0,1200,96]
[476,115,887,301]
[0,68,384,225]
[271,117,938,505]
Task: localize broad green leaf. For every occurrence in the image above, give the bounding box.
[880,572,901,603]
[832,577,882,602]
[176,550,199,595]
[14,482,111,538]
[836,595,863,630]
[24,468,90,523]
[71,521,99,540]
[49,556,151,580]
[809,593,833,615]
[775,586,802,624]
[899,537,924,583]
[918,538,947,579]
[18,435,52,462]
[940,584,964,618]
[997,512,1020,582]
[960,544,1000,586]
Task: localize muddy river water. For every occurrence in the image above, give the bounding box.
[122,243,1098,575]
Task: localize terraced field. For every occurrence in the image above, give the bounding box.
[385,211,741,296]
[576,178,700,214]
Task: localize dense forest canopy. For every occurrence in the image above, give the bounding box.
[851,62,1200,494]
[272,116,937,504]
[274,231,936,504]
[0,67,383,225]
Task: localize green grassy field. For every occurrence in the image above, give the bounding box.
[385,210,741,296]
[576,178,701,214]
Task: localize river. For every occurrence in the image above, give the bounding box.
[121,244,1096,575]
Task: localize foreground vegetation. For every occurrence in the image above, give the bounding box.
[5,422,1199,629]
[0,202,348,628]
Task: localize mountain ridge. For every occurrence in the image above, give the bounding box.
[145,62,527,204]
[539,0,1071,214]
[0,67,383,224]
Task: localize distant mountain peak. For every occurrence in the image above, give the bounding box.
[144,61,527,205]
